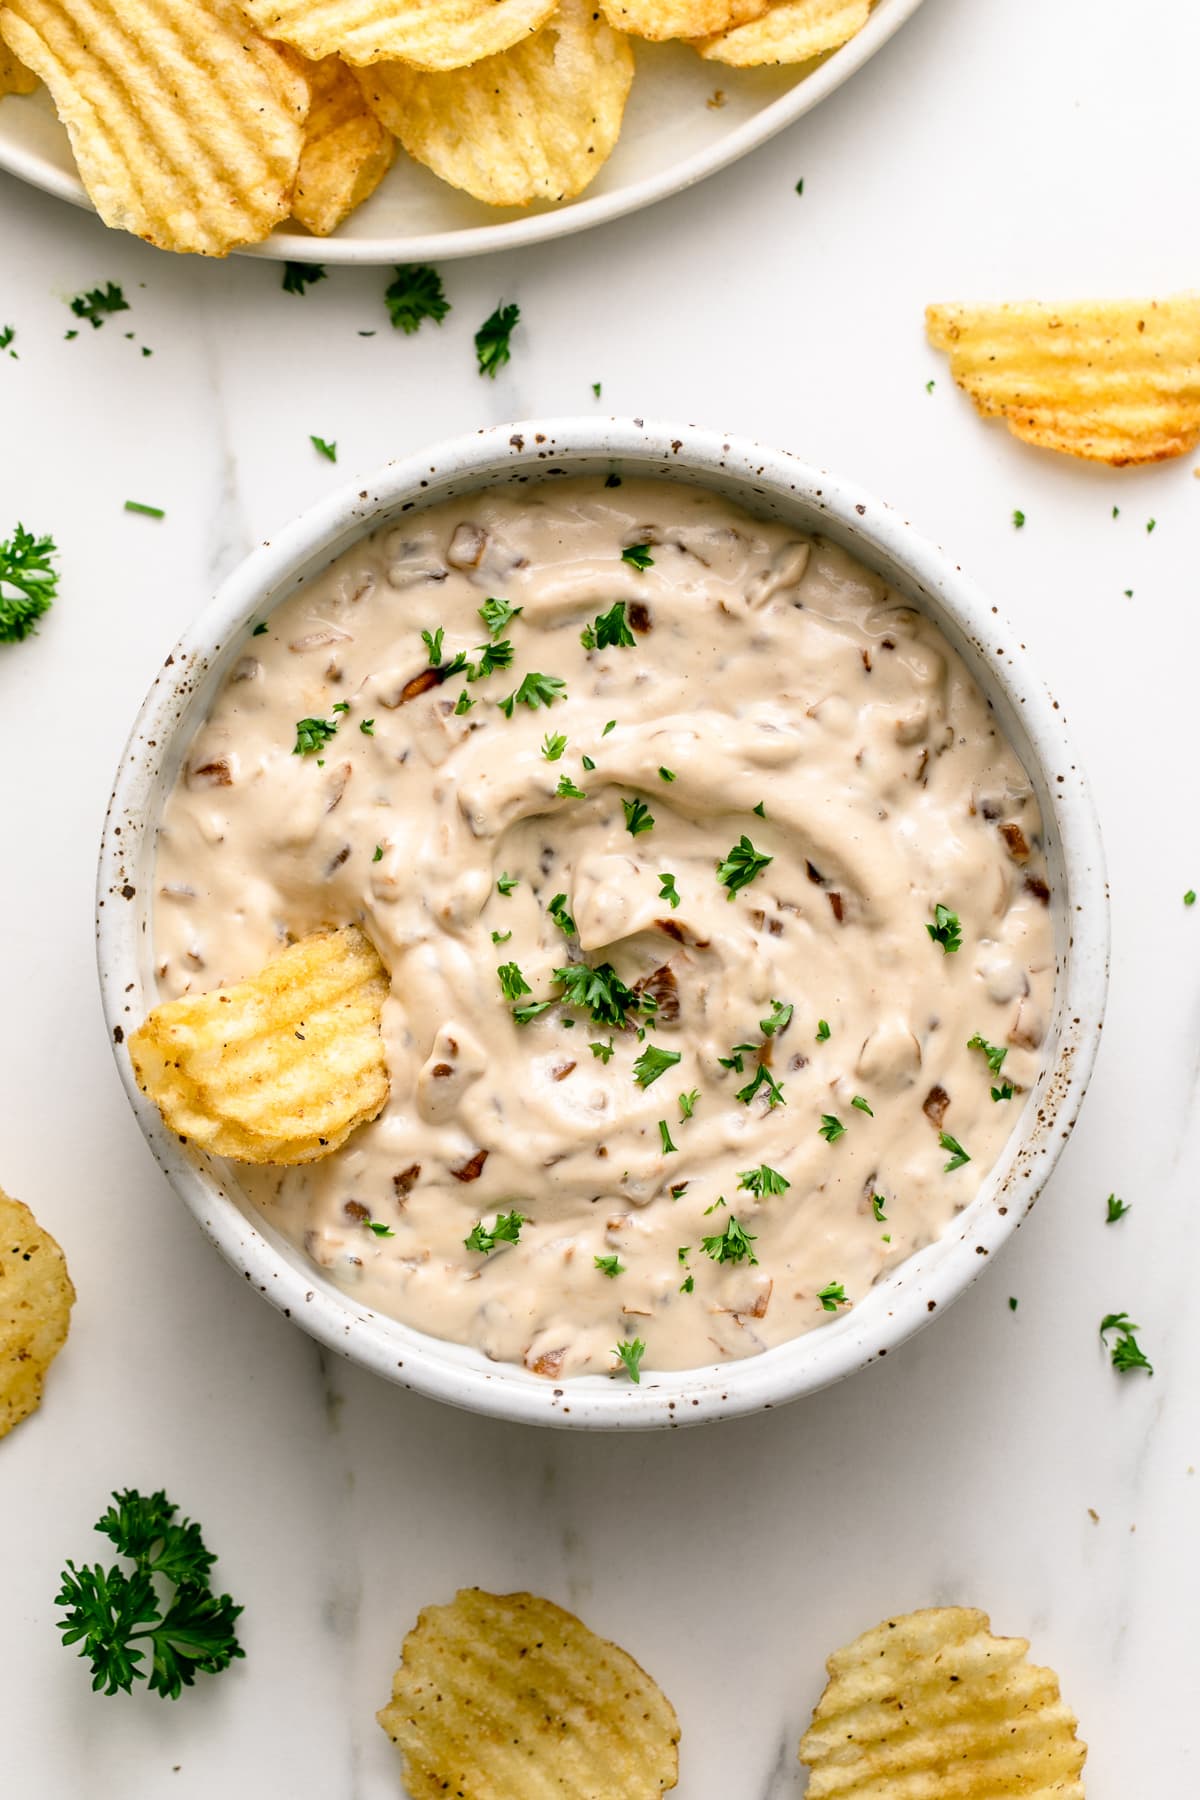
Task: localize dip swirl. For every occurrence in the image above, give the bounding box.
[153,478,1054,1378]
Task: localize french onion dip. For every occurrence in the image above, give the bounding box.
[153,477,1054,1379]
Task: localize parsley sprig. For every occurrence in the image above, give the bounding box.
[55,1489,243,1699]
[475,301,519,377]
[0,523,59,642]
[385,264,450,334]
[716,834,772,897]
[702,1215,758,1265]
[581,600,636,651]
[926,904,963,953]
[1099,1312,1153,1375]
[69,282,129,328]
[464,1211,525,1254]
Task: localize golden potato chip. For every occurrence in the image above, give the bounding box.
[926,294,1200,466]
[378,1588,680,1798]
[0,0,309,256]
[290,55,394,236]
[355,0,634,207]
[0,35,36,92]
[1,1186,75,1441]
[129,925,390,1166]
[242,0,557,71]
[698,0,870,65]
[600,0,767,41]
[799,1607,1087,1798]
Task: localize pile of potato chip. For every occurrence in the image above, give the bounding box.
[0,0,877,254]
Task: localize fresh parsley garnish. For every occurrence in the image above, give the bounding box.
[292,715,338,755]
[582,753,596,771]
[926,903,962,953]
[580,599,636,651]
[623,797,655,836]
[738,1164,789,1197]
[816,1282,848,1312]
[499,670,566,716]
[69,282,129,328]
[1012,509,1026,529]
[479,596,522,637]
[595,1254,624,1278]
[512,1000,553,1025]
[621,543,654,572]
[466,639,514,682]
[851,1095,874,1116]
[385,264,449,333]
[455,690,474,714]
[124,500,164,519]
[542,731,567,762]
[0,324,14,357]
[1105,1194,1131,1224]
[547,892,576,936]
[614,1338,645,1383]
[991,1080,1015,1102]
[554,961,638,1026]
[1099,1312,1153,1375]
[658,767,676,783]
[678,1089,700,1120]
[360,718,375,734]
[603,719,616,736]
[818,1114,845,1143]
[658,872,680,909]
[940,1131,971,1171]
[364,1219,394,1238]
[421,625,446,666]
[310,435,337,463]
[0,523,59,642]
[282,262,326,296]
[871,1194,887,1222]
[816,1019,831,1042]
[557,774,587,800]
[496,873,519,896]
[1185,889,1196,907]
[702,1215,758,1265]
[373,845,384,863]
[679,1274,694,1293]
[633,1044,682,1089]
[464,1210,525,1254]
[252,621,268,636]
[491,929,512,945]
[55,1489,243,1699]
[589,1038,615,1063]
[760,999,793,1036]
[736,1062,785,1109]
[475,301,519,378]
[967,1032,1007,1074]
[658,1120,678,1154]
[497,961,531,1001]
[716,835,772,897]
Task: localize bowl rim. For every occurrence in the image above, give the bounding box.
[96,418,1109,1430]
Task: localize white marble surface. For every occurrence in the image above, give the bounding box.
[2,0,1198,1792]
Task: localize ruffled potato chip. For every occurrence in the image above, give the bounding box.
[800,1607,1087,1798]
[1,1186,75,1441]
[601,0,767,40]
[0,34,36,92]
[242,0,557,71]
[926,294,1200,465]
[129,925,390,1166]
[378,1588,680,1797]
[0,0,308,255]
[698,0,870,65]
[355,0,634,207]
[291,54,394,235]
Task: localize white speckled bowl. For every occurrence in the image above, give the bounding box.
[97,421,1108,1430]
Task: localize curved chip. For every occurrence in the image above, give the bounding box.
[799,1606,1087,1798]
[129,925,390,1165]
[0,0,309,256]
[1,1186,74,1441]
[600,0,767,40]
[698,0,870,65]
[355,0,634,207]
[242,0,557,71]
[0,35,37,92]
[377,1588,680,1798]
[291,54,394,236]
[926,294,1200,466]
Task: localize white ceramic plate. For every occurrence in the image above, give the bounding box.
[0,0,924,263]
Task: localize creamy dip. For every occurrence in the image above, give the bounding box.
[152,477,1054,1379]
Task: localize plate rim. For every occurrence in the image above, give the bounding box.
[0,0,926,264]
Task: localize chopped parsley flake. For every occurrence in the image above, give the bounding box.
[69,282,129,327]
[658,1120,678,1155]
[385,263,449,333]
[926,379,936,393]
[512,999,553,1025]
[716,834,772,897]
[364,1219,394,1238]
[282,262,326,296]
[124,500,164,519]
[547,893,576,936]
[1009,1296,1018,1311]
[497,961,531,1001]
[372,845,383,863]
[556,774,587,800]
[589,1038,615,1063]
[496,873,519,895]
[0,325,14,357]
[940,1131,971,1172]
[252,622,268,637]
[499,670,566,716]
[332,701,350,715]
[614,1338,645,1382]
[702,1215,758,1265]
[678,1089,700,1120]
[621,543,654,572]
[623,797,655,836]
[554,961,638,1026]
[736,1062,785,1109]
[658,766,676,782]
[475,301,519,378]
[680,1274,694,1294]
[816,1019,831,1042]
[464,1211,525,1255]
[581,753,596,771]
[594,1254,623,1278]
[967,1032,1008,1074]
[491,929,511,945]
[1146,518,1156,534]
[310,435,337,463]
[421,626,445,665]
[479,596,522,637]
[658,872,680,909]
[359,718,375,734]
[738,1164,789,1197]
[542,731,567,761]
[292,716,338,756]
[580,599,636,651]
[1105,1194,1131,1224]
[0,524,59,643]
[1099,1312,1153,1375]
[1012,509,1026,529]
[871,1194,887,1222]
[851,1095,873,1116]
[818,1114,845,1143]
[632,1044,682,1089]
[991,1080,1015,1102]
[454,690,474,714]
[602,719,616,736]
[760,999,793,1037]
[817,1282,848,1312]
[1185,890,1196,907]
[926,903,963,953]
[592,381,602,398]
